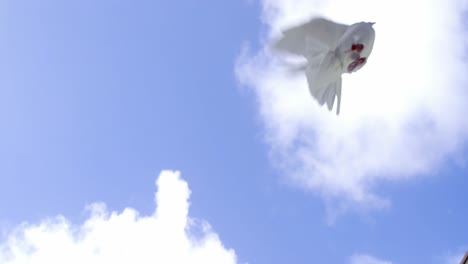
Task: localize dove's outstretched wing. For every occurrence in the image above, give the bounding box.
[274,18,349,57]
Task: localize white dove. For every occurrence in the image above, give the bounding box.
[274,18,376,115]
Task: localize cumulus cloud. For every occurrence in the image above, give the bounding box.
[236,0,468,214]
[0,170,237,264]
[349,254,392,264]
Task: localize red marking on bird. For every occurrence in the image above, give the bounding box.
[347,57,366,72]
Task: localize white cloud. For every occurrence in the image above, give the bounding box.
[445,254,464,264]
[442,248,467,264]
[0,170,238,264]
[349,254,392,264]
[236,0,468,215]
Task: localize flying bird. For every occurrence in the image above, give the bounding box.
[274,18,375,115]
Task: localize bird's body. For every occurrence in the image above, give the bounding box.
[274,18,375,114]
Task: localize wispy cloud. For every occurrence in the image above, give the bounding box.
[442,247,467,264]
[349,254,392,264]
[445,254,464,264]
[0,171,237,264]
[236,0,468,216]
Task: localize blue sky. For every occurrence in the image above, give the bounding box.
[1,1,467,264]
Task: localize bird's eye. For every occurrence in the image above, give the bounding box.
[351,44,364,53]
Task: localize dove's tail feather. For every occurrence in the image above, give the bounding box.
[303,48,343,114]
[306,72,342,115]
[336,78,342,115]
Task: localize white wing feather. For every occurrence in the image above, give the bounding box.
[306,58,343,115]
[274,18,349,56]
